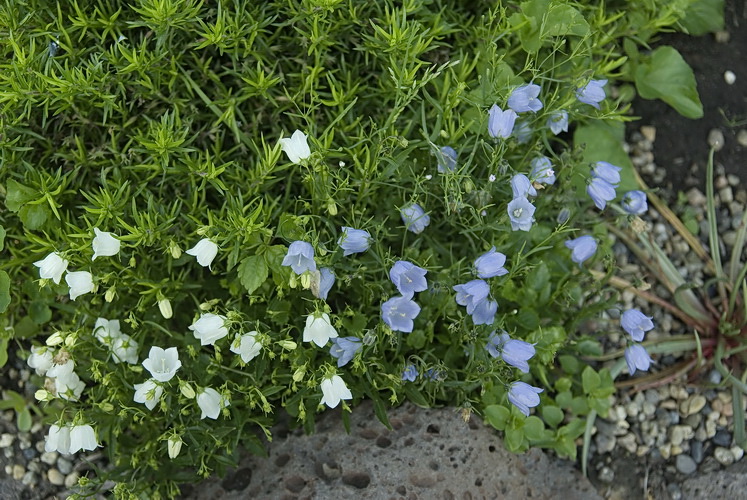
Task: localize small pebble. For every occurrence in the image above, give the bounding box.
[715,30,730,43]
[40,451,58,465]
[691,440,704,464]
[598,466,614,483]
[12,464,25,480]
[737,130,747,147]
[707,129,725,151]
[640,125,657,142]
[724,70,736,85]
[0,433,15,448]
[47,468,65,486]
[713,430,732,447]
[65,471,80,489]
[57,457,73,475]
[675,454,697,474]
[714,446,735,466]
[21,471,36,486]
[680,395,706,416]
[731,446,744,462]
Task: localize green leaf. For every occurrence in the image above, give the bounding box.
[504,426,525,451]
[558,354,581,374]
[573,121,636,194]
[17,407,32,432]
[541,405,564,428]
[570,396,590,415]
[237,255,268,295]
[12,317,39,338]
[0,338,7,368]
[635,45,703,119]
[403,385,430,408]
[0,226,5,251]
[0,271,10,314]
[544,5,589,37]
[29,301,52,324]
[523,416,545,440]
[5,180,37,212]
[679,0,725,36]
[277,213,308,240]
[19,204,50,230]
[484,404,511,431]
[581,366,601,394]
[589,396,612,416]
[371,394,393,430]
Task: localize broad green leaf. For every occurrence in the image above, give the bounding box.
[541,405,564,428]
[555,391,572,409]
[484,404,511,431]
[679,0,724,35]
[570,396,589,415]
[635,45,703,119]
[403,385,430,408]
[17,407,32,432]
[523,416,545,440]
[13,316,39,338]
[5,180,37,212]
[19,204,49,230]
[581,366,601,393]
[558,354,581,374]
[544,5,589,37]
[237,255,268,295]
[504,426,525,451]
[0,271,9,313]
[589,396,612,416]
[573,121,636,194]
[29,301,52,324]
[277,213,308,240]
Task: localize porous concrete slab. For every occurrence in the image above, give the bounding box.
[185,401,602,500]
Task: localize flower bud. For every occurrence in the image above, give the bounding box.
[99,402,114,413]
[35,389,51,401]
[180,382,195,399]
[64,335,76,347]
[278,340,297,350]
[158,297,173,319]
[169,240,182,259]
[129,256,136,267]
[167,435,183,459]
[326,199,338,216]
[300,272,311,289]
[46,332,64,346]
[105,287,116,302]
[292,365,306,382]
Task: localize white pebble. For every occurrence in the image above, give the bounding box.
[714,446,735,466]
[0,433,15,448]
[724,71,736,85]
[47,468,65,486]
[708,129,725,151]
[731,446,744,462]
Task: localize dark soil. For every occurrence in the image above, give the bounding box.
[629,0,747,194]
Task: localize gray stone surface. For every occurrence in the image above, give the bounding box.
[184,401,602,500]
[681,458,747,498]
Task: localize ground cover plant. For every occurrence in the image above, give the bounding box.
[0,0,722,497]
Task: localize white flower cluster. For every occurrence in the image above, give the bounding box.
[28,345,85,402]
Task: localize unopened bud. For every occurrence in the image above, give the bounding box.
[35,389,51,401]
[158,297,173,319]
[278,340,297,350]
[129,256,136,267]
[169,240,182,259]
[300,272,311,289]
[46,332,64,346]
[167,435,183,459]
[105,287,116,302]
[292,365,306,382]
[327,200,338,216]
[180,382,195,399]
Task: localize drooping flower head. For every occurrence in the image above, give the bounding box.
[311,267,335,300]
[511,174,537,199]
[279,130,311,164]
[142,346,182,382]
[474,247,508,279]
[230,331,263,363]
[501,339,535,373]
[591,161,622,186]
[471,298,498,325]
[329,337,362,367]
[529,156,556,185]
[507,197,536,231]
[402,364,418,382]
[189,313,229,346]
[338,227,371,256]
[186,238,219,268]
[513,120,533,144]
[436,146,458,173]
[453,279,490,314]
[381,296,421,333]
[389,261,428,298]
[282,241,317,275]
[621,309,654,342]
[508,83,543,113]
[34,252,69,284]
[69,424,99,454]
[27,346,54,376]
[576,79,608,109]
[133,379,164,411]
[303,312,338,347]
[564,235,598,266]
[94,318,121,345]
[507,381,543,417]
[624,344,652,375]
[92,228,121,260]
[487,104,517,139]
[400,204,430,234]
[622,190,648,215]
[320,375,353,409]
[197,387,230,420]
[111,334,139,364]
[586,177,616,210]
[45,424,71,454]
[547,111,569,135]
[66,271,94,301]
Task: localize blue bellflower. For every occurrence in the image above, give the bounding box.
[486,331,510,358]
[621,309,654,342]
[400,203,430,234]
[437,146,458,173]
[485,332,535,373]
[381,296,421,333]
[547,111,569,135]
[471,298,498,325]
[530,156,556,185]
[625,344,652,375]
[591,161,622,185]
[508,83,543,113]
[622,190,648,215]
[507,197,536,231]
[453,279,490,314]
[587,177,617,210]
[389,261,428,298]
[564,235,598,266]
[576,79,608,109]
[338,227,371,256]
[329,337,362,367]
[511,174,537,198]
[488,104,517,139]
[474,247,508,279]
[281,241,316,275]
[402,364,418,382]
[317,267,335,300]
[508,381,543,417]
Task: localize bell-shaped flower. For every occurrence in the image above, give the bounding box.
[591,161,621,186]
[34,252,69,284]
[279,130,311,164]
[389,261,428,298]
[94,318,122,345]
[167,435,183,459]
[471,298,498,326]
[142,346,181,382]
[486,330,509,358]
[508,381,543,417]
[320,375,353,409]
[507,197,536,231]
[45,424,71,454]
[69,424,99,454]
[622,190,648,215]
[282,241,317,275]
[621,309,655,342]
[91,228,121,260]
[53,366,85,401]
[564,235,598,266]
[381,296,421,333]
[338,227,371,256]
[625,344,653,375]
[230,331,263,363]
[303,312,338,347]
[186,238,219,269]
[530,156,556,185]
[453,279,490,315]
[488,104,517,139]
[500,338,536,374]
[400,204,430,234]
[511,174,537,199]
[65,271,94,301]
[111,334,139,364]
[310,267,335,300]
[27,346,54,376]
[474,247,508,279]
[547,110,569,135]
[189,313,229,346]
[586,177,616,210]
[508,83,543,113]
[576,79,608,109]
[133,379,164,411]
[436,146,458,173]
[513,120,533,144]
[402,364,418,382]
[329,337,362,367]
[196,387,230,420]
